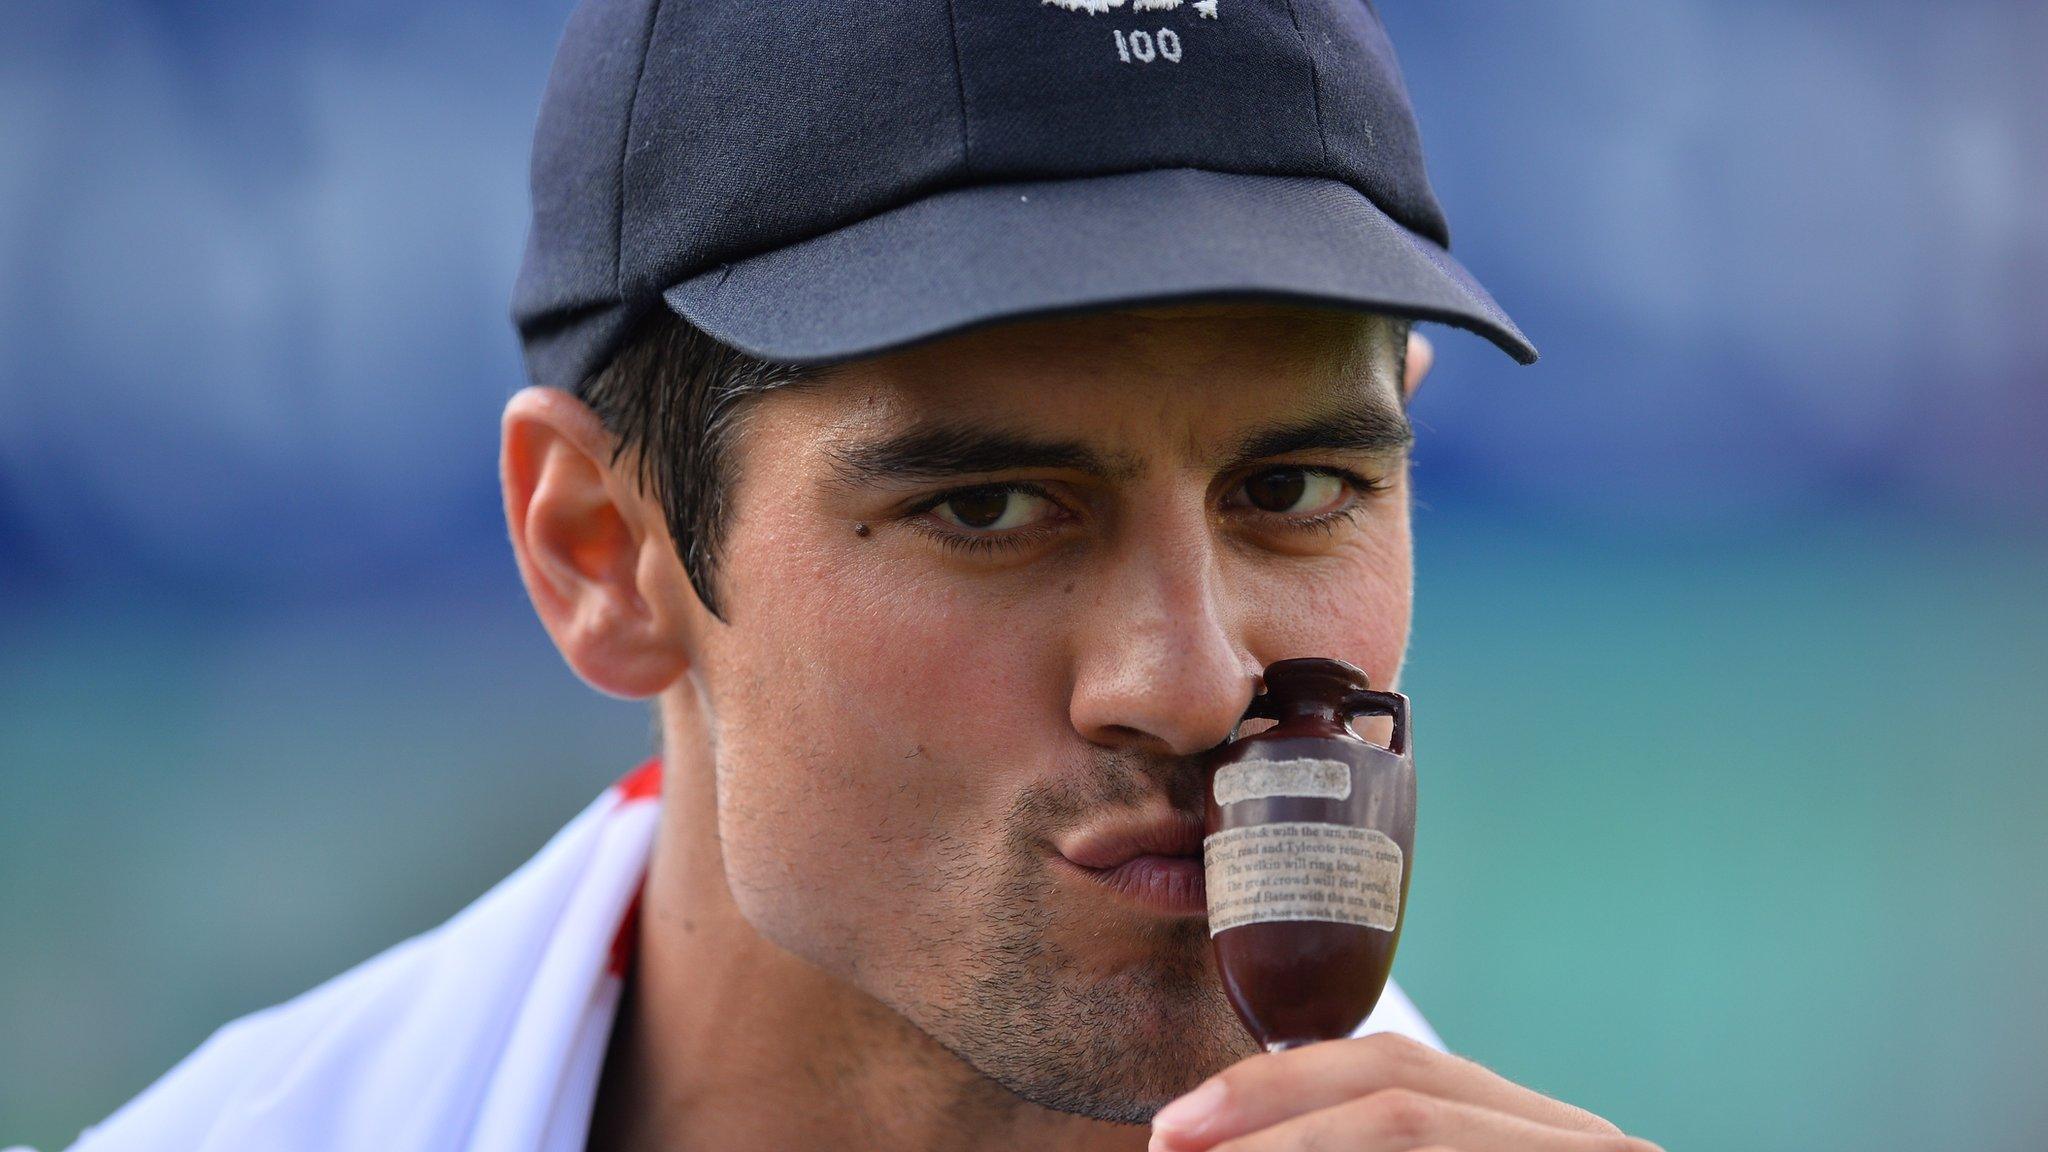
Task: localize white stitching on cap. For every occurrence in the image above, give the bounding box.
[1047,0,1215,63]
[1043,0,1218,13]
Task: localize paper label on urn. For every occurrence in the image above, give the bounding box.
[1212,757,1353,806]
[1203,822,1404,936]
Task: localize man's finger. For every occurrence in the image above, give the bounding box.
[1150,1034,1623,1152]
[1200,1087,1661,1152]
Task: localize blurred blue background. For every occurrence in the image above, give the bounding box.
[3,0,2045,1148]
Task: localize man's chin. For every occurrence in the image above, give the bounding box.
[975,1009,1251,1125]
[932,963,1258,1125]
[880,835,1257,1123]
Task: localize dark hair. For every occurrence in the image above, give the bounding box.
[572,308,821,624]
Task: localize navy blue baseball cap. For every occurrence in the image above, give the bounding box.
[512,0,1536,390]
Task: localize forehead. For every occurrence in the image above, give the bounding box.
[771,303,1405,470]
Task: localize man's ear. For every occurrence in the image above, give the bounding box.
[1402,329,1435,404]
[500,386,693,699]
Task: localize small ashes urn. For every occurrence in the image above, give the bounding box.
[1203,657,1416,1052]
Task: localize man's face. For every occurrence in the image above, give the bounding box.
[682,303,1414,1122]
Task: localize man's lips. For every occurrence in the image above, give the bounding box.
[1058,810,1206,869]
[1054,810,1208,916]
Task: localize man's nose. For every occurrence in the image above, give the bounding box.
[1067,524,1261,759]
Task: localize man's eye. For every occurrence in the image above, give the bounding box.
[1240,467,1350,516]
[932,485,1057,532]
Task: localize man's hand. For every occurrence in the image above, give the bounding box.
[1148,1033,1661,1152]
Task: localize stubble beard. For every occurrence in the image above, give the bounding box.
[892,770,1258,1125]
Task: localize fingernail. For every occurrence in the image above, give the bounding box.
[1150,1079,1227,1148]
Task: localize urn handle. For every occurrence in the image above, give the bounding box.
[1341,688,1410,756]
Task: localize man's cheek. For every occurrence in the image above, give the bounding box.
[713,762,914,974]
[711,672,1009,957]
[804,578,1058,761]
[1239,535,1411,678]
[1306,562,1410,662]
[714,755,993,991]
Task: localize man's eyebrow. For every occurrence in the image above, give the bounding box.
[824,424,1147,489]
[1218,396,1414,473]
[822,396,1411,491]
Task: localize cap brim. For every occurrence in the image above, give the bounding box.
[662,167,1535,368]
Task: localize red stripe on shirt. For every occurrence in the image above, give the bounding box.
[615,756,663,803]
[607,756,662,976]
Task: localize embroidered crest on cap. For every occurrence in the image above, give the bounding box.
[1042,0,1219,17]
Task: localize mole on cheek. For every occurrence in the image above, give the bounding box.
[853,522,871,537]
